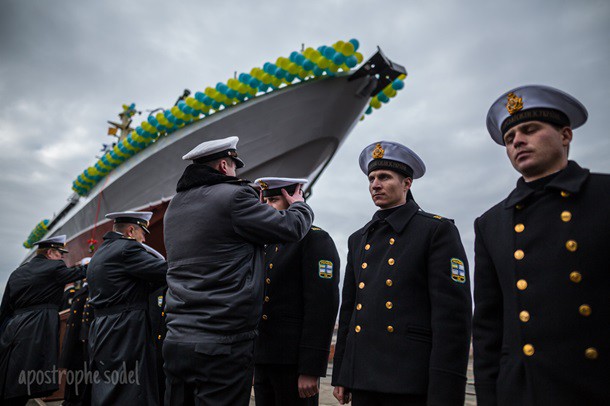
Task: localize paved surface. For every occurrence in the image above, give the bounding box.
[32,354,477,405]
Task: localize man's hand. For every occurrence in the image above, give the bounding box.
[297,374,319,398]
[282,183,305,205]
[333,385,351,404]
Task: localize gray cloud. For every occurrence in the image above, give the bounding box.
[1,0,609,293]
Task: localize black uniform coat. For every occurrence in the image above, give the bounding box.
[332,199,472,406]
[255,226,340,377]
[473,161,610,406]
[0,255,85,399]
[87,232,167,406]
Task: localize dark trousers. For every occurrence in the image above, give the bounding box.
[163,339,255,406]
[351,389,426,406]
[254,364,318,406]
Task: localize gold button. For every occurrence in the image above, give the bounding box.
[355,325,361,333]
[262,315,268,320]
[514,223,525,233]
[359,282,365,289]
[570,271,582,283]
[386,301,393,309]
[365,244,371,250]
[158,335,162,340]
[264,296,270,302]
[585,347,598,360]
[523,344,535,356]
[579,304,592,317]
[519,310,530,322]
[387,326,394,333]
[388,258,395,266]
[161,312,165,317]
[514,250,524,260]
[561,211,572,222]
[386,279,393,287]
[265,278,271,284]
[517,279,528,290]
[361,262,368,269]
[275,246,278,252]
[389,238,395,245]
[561,191,570,198]
[269,263,273,269]
[356,303,362,310]
[515,204,524,210]
[566,240,577,252]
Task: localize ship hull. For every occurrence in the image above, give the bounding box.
[41,73,372,265]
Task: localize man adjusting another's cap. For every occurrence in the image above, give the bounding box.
[163,136,314,405]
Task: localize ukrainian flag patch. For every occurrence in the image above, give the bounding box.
[450,258,466,283]
[319,260,333,279]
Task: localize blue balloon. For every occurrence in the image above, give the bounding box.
[303,60,314,71]
[349,38,359,51]
[285,74,296,83]
[323,47,335,59]
[345,55,358,68]
[289,51,299,62]
[312,67,324,76]
[365,106,373,114]
[195,91,205,102]
[227,89,237,99]
[275,69,286,79]
[249,78,261,88]
[378,93,390,103]
[202,96,213,105]
[332,53,345,65]
[391,79,405,90]
[296,54,306,65]
[211,101,221,109]
[148,116,159,126]
[177,100,187,109]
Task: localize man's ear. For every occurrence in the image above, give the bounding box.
[218,159,228,175]
[404,177,413,190]
[560,126,573,146]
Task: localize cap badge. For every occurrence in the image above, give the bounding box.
[506,92,524,115]
[372,143,385,159]
[259,181,269,190]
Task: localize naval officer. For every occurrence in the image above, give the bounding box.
[163,136,314,406]
[0,235,86,405]
[253,177,340,406]
[332,141,472,406]
[87,211,167,405]
[473,85,610,405]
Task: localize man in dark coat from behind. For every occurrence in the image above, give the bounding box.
[473,85,610,405]
[332,141,472,406]
[163,136,314,406]
[0,235,86,405]
[87,211,167,406]
[253,177,340,406]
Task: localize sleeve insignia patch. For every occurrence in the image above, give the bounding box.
[450,258,466,283]
[319,260,334,279]
[158,295,164,307]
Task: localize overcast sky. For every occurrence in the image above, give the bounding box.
[1,0,609,291]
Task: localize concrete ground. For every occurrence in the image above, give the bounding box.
[31,355,477,405]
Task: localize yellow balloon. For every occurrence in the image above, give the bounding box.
[355,52,363,64]
[371,98,382,109]
[342,42,355,56]
[398,73,407,80]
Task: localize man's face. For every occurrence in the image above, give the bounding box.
[129,225,146,243]
[47,248,64,260]
[368,169,411,209]
[225,159,237,177]
[503,121,572,181]
[265,195,290,211]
